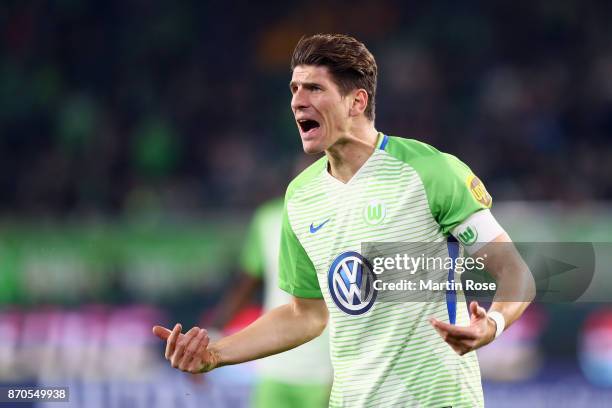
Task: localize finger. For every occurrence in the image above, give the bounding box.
[470,301,486,318]
[171,326,200,368]
[446,334,476,350]
[154,325,186,342]
[429,318,477,340]
[431,322,449,341]
[188,333,212,373]
[435,330,475,355]
[165,323,182,360]
[153,325,171,340]
[478,306,487,319]
[430,322,470,345]
[184,329,210,372]
[469,301,478,316]
[178,329,207,371]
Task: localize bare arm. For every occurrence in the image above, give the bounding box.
[482,232,535,329]
[430,233,536,355]
[153,296,328,373]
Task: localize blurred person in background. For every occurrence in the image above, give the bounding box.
[154,33,535,407]
[207,156,332,408]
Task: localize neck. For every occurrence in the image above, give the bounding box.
[325,123,379,184]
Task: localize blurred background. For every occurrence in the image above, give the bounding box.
[1,0,612,407]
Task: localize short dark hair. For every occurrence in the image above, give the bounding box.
[291,34,377,121]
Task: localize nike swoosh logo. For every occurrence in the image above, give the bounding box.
[309,219,330,233]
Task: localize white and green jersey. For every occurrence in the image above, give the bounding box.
[279,133,495,407]
[241,198,332,385]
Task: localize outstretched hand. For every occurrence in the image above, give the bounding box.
[429,301,496,356]
[153,323,218,373]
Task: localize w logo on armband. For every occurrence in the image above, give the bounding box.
[328,251,378,315]
[457,226,478,246]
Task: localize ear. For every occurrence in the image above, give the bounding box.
[349,89,369,117]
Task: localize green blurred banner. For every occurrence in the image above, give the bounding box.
[0,219,245,305]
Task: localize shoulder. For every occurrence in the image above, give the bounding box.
[384,135,470,175]
[384,136,441,162]
[285,156,327,202]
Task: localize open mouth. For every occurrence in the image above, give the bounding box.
[298,119,320,134]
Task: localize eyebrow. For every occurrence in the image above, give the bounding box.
[289,81,322,90]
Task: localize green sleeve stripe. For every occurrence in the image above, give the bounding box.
[278,167,324,298]
[385,136,491,235]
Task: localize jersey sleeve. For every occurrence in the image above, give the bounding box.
[239,209,265,278]
[419,153,493,235]
[278,199,323,298]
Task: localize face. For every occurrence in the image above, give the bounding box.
[290,65,352,154]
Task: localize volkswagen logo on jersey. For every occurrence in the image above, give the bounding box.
[328,251,378,315]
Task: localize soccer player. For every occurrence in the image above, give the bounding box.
[154,34,535,407]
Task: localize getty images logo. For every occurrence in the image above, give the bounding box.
[328,251,378,315]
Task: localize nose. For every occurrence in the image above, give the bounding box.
[291,87,309,112]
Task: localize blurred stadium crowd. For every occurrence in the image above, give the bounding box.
[1,0,611,218]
